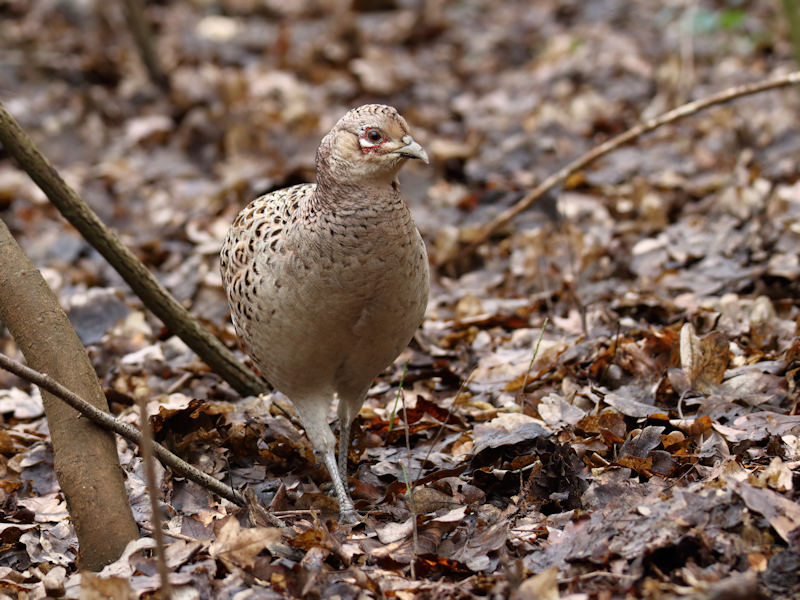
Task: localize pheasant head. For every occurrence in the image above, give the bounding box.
[316,104,429,187]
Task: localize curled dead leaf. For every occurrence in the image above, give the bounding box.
[209,517,281,572]
[680,323,730,393]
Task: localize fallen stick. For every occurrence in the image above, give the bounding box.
[448,70,800,264]
[0,101,266,399]
[0,352,246,507]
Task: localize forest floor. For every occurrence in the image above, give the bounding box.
[1,0,800,598]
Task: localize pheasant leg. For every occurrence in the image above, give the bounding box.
[324,451,359,524]
[338,418,351,486]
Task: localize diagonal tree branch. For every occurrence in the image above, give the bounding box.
[0,351,247,507]
[0,101,267,399]
[447,70,800,264]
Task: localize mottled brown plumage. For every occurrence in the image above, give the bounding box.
[221,105,430,523]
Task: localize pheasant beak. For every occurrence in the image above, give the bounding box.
[390,135,429,164]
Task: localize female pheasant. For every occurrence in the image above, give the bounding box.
[220,105,430,523]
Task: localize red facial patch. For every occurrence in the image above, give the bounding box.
[360,128,386,154]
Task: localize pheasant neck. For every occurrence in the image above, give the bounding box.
[314,139,403,211]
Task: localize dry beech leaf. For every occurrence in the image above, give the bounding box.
[294,491,340,514]
[209,518,281,572]
[80,573,136,600]
[680,323,730,392]
[288,521,349,566]
[367,508,466,565]
[576,413,627,439]
[760,457,794,493]
[375,519,414,544]
[680,322,703,385]
[616,455,653,474]
[367,521,456,566]
[512,566,559,600]
[732,481,800,546]
[603,393,663,418]
[619,426,665,458]
[537,393,585,428]
[452,519,509,571]
[42,566,66,598]
[411,486,461,514]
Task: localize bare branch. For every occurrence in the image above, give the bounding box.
[119,0,170,91]
[447,70,800,264]
[137,395,173,599]
[0,352,247,507]
[0,100,267,399]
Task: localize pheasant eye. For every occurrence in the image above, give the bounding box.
[366,130,382,142]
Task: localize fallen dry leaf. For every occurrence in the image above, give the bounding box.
[680,323,730,393]
[209,517,281,572]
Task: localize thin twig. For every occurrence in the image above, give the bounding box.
[419,364,477,480]
[268,396,305,430]
[400,387,417,579]
[520,318,548,394]
[679,0,698,101]
[139,525,201,543]
[119,0,170,91]
[137,396,173,599]
[0,352,246,506]
[388,361,409,434]
[448,71,800,263]
[557,571,639,584]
